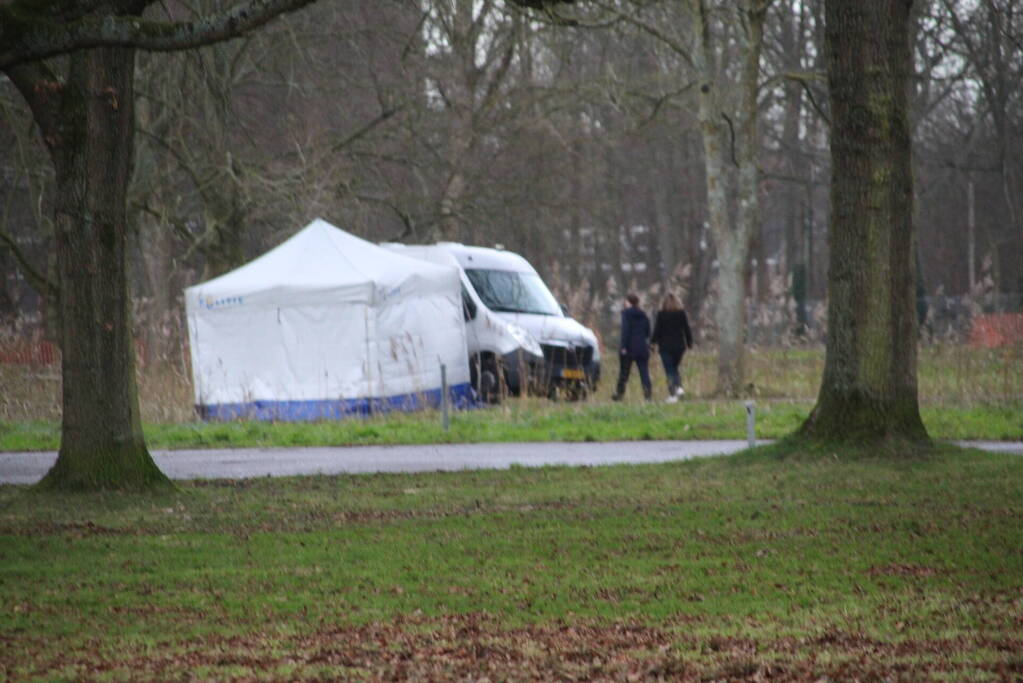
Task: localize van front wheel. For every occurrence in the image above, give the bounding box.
[565,381,590,402]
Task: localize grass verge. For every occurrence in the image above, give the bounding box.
[1,399,1020,452]
[1,444,1021,679]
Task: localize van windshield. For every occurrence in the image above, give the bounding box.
[465,269,562,316]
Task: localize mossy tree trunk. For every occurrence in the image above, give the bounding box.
[799,0,929,445]
[30,47,171,491]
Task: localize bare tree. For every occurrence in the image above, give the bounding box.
[420,0,525,241]
[690,0,771,396]
[939,0,1023,299]
[551,0,772,395]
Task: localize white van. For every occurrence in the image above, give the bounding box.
[383,242,601,400]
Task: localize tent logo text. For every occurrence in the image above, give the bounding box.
[202,295,245,310]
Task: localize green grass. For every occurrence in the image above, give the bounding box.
[1,399,1020,452]
[2,445,1022,679]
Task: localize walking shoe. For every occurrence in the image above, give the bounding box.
[675,385,685,397]
[665,395,679,404]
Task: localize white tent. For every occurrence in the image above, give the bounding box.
[184,218,473,420]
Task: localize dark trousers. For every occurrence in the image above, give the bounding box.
[658,347,684,393]
[615,354,651,399]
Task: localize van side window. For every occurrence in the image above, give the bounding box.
[462,285,477,321]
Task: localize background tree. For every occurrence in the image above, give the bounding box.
[919,0,1023,303]
[561,0,773,395]
[690,0,771,396]
[799,0,929,444]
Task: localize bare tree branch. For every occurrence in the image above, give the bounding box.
[796,76,829,126]
[1,0,319,69]
[507,0,582,27]
[586,0,696,69]
[328,106,402,155]
[3,62,63,154]
[0,229,58,301]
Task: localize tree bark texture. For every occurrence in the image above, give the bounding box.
[36,47,170,490]
[800,0,929,444]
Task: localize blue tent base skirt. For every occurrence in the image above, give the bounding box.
[196,382,477,422]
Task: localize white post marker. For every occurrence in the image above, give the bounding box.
[745,400,756,448]
[440,363,450,432]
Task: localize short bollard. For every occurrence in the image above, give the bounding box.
[744,400,756,448]
[440,364,450,432]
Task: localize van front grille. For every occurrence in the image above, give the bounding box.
[540,344,593,369]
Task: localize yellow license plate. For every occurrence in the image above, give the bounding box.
[561,368,585,380]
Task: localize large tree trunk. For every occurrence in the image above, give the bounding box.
[37,47,171,490]
[799,0,929,444]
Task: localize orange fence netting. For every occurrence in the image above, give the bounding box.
[969,313,1023,348]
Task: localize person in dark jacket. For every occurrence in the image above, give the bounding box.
[650,291,694,402]
[612,292,652,401]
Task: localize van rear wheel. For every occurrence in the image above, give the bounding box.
[470,354,503,404]
[480,369,500,403]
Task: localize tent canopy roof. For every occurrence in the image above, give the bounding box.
[185,218,455,301]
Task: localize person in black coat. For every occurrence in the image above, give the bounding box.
[612,292,652,401]
[650,291,694,402]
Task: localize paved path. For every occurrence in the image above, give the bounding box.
[2,440,1021,485]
